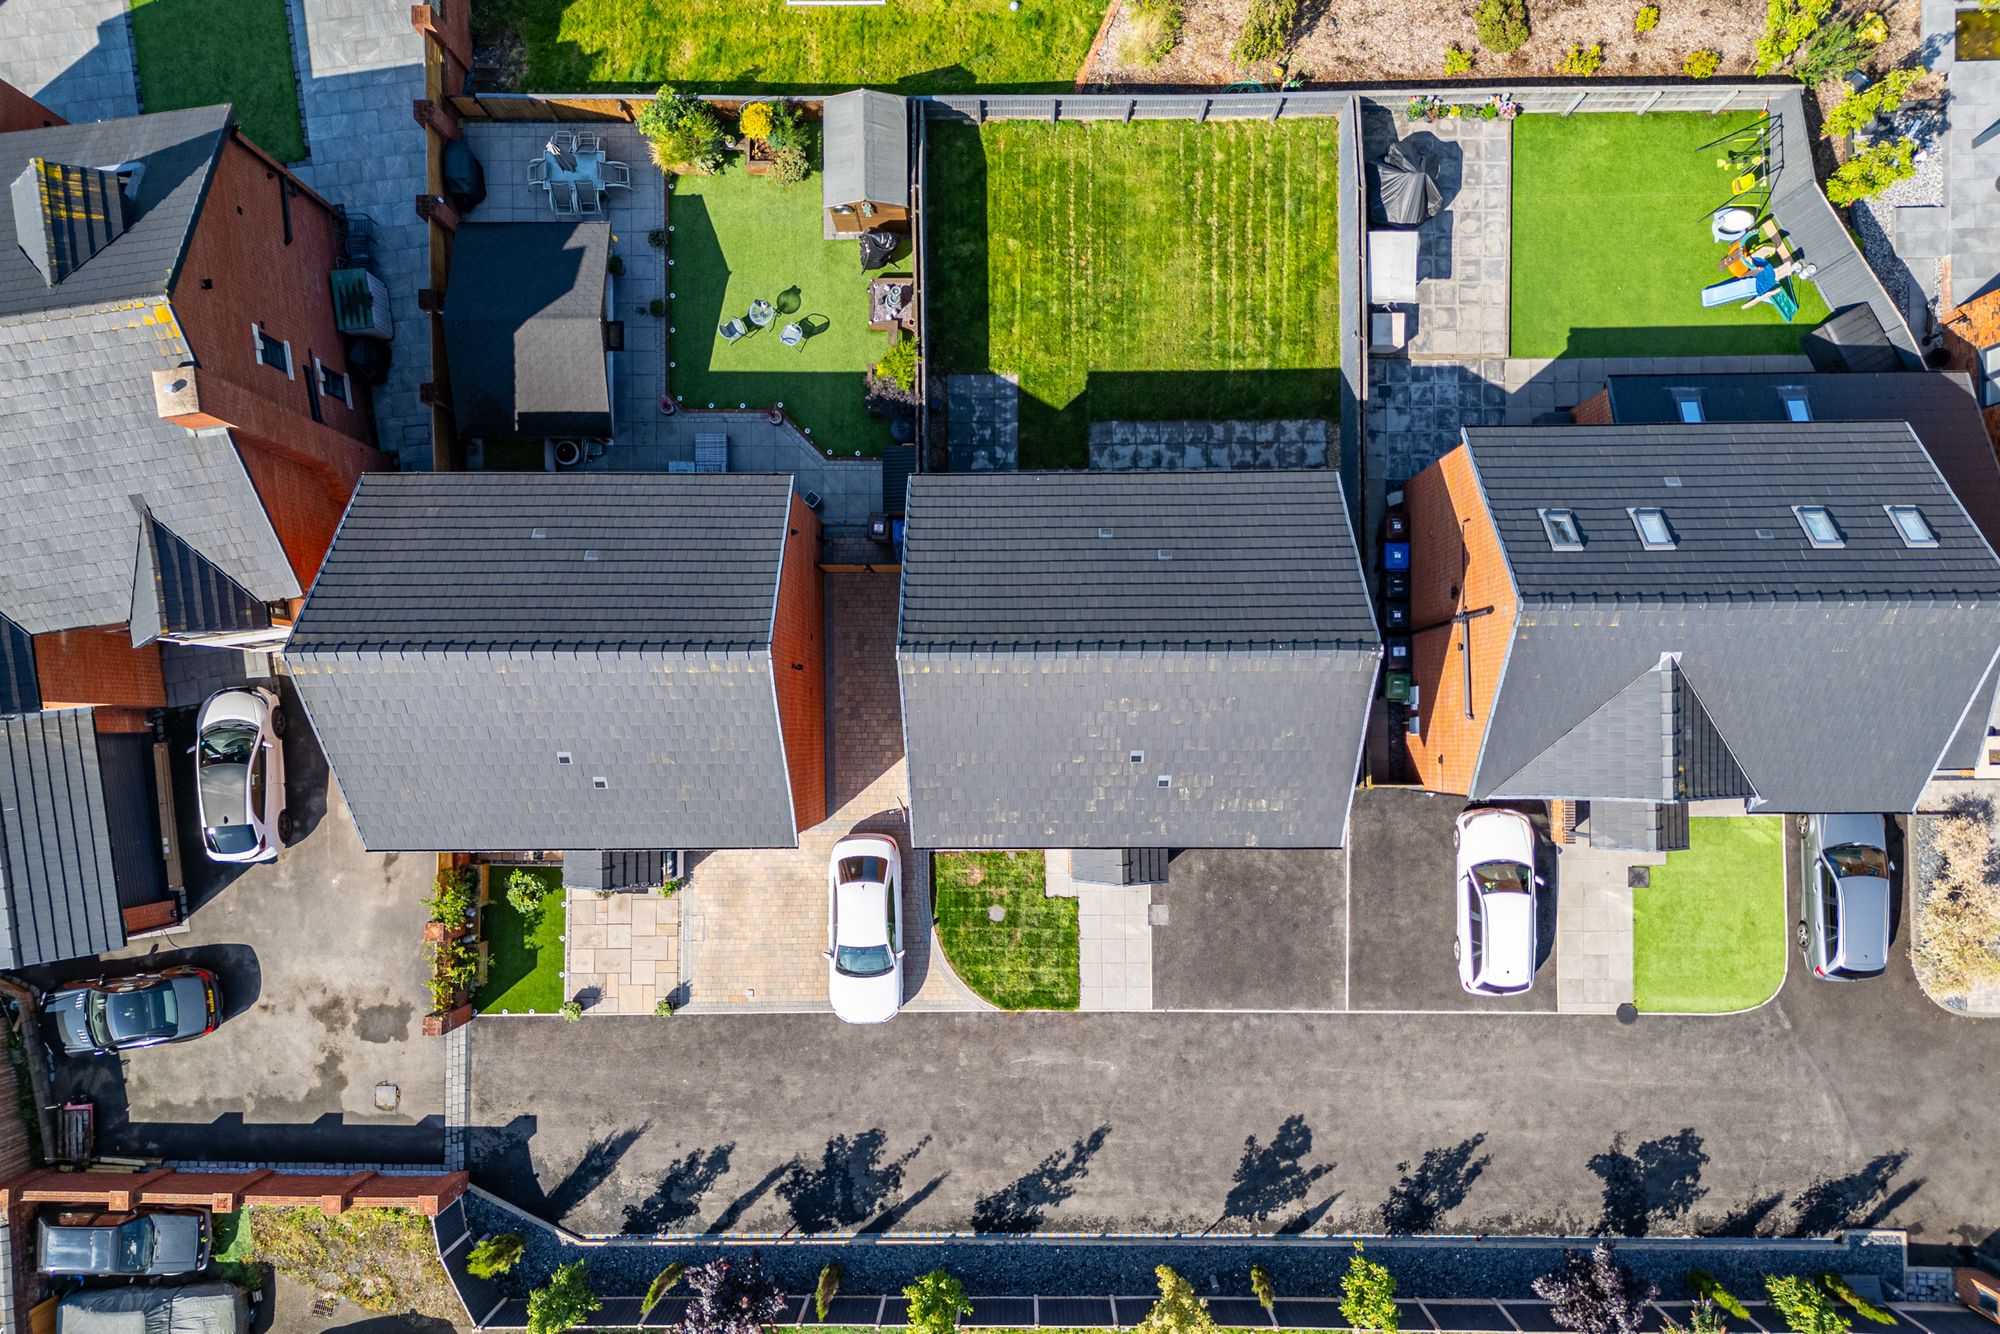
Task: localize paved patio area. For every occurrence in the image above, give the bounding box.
[0,0,138,124]
[565,888,681,1016]
[1045,853,1155,1012]
[1552,844,1642,1016]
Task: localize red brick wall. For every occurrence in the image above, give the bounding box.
[0,81,62,134]
[1571,389,1613,425]
[33,629,165,712]
[169,134,386,541]
[1405,446,1517,795]
[235,433,354,587]
[772,493,826,834]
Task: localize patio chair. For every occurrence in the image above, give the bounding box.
[601,161,632,189]
[550,181,579,217]
[576,185,603,217]
[549,129,578,154]
[528,157,550,184]
[575,131,603,155]
[720,318,749,344]
[779,322,805,349]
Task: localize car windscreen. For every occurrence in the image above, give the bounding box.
[835,943,896,978]
[204,822,259,856]
[1825,842,1888,878]
[838,856,888,885]
[198,722,257,765]
[1472,860,1531,893]
[97,987,180,1043]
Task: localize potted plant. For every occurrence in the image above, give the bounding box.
[739,100,778,175]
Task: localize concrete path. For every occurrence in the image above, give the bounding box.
[0,0,138,124]
[1552,844,1639,1015]
[1931,0,2000,310]
[1046,853,1155,1012]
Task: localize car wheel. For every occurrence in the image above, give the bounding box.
[278,811,296,845]
[271,708,288,738]
[1452,939,1462,961]
[1795,921,1809,950]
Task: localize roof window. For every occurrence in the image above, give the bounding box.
[1885,504,1938,548]
[1671,389,1704,424]
[1628,507,1677,550]
[1779,388,1811,422]
[1538,507,1584,551]
[1793,505,1844,549]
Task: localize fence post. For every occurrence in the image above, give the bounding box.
[1199,98,1211,123]
[1563,90,1587,116]
[1270,95,1285,122]
[976,98,987,123]
[1125,99,1136,122]
[1049,99,1059,123]
[1637,89,1663,115]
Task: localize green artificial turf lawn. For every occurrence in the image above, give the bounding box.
[130,0,306,163]
[478,0,1103,94]
[1510,112,1833,359]
[477,869,566,1014]
[1633,817,1788,1013]
[933,851,1079,1011]
[926,119,1342,470]
[668,157,902,457]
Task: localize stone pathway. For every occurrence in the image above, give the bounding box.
[1045,852,1156,1012]
[946,373,1020,470]
[1552,843,1641,1015]
[0,0,138,124]
[284,0,430,468]
[1088,418,1328,470]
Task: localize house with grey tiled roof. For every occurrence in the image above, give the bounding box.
[287,472,826,854]
[1403,420,2000,839]
[897,471,1381,851]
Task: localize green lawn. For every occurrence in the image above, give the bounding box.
[477,0,1103,93]
[1510,112,1833,359]
[669,156,901,456]
[933,851,1078,1010]
[130,0,306,163]
[927,119,1342,470]
[1633,817,1789,1013]
[476,868,566,1014]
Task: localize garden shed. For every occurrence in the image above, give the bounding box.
[822,90,909,236]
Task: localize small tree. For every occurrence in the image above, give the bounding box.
[506,868,548,920]
[637,86,726,175]
[816,1262,845,1320]
[684,1254,786,1334]
[1341,1243,1400,1334]
[1251,1264,1277,1313]
[1826,137,1916,206]
[1753,0,1833,72]
[466,1232,525,1280]
[1821,1275,1895,1326]
[528,1261,600,1334]
[1475,0,1531,52]
[641,1263,686,1317]
[739,101,776,142]
[1443,45,1474,73]
[905,1270,974,1334]
[1533,1243,1657,1334]
[878,336,918,394]
[1766,1277,1851,1334]
[1135,1266,1215,1334]
[1820,68,1922,140]
[1684,48,1721,77]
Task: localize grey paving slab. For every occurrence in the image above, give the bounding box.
[0,0,138,124]
[1088,418,1329,470]
[947,373,1020,470]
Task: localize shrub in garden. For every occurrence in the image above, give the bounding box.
[1913,807,2000,1001]
[466,1232,524,1280]
[878,336,919,394]
[1533,1243,1657,1334]
[528,1261,599,1334]
[558,998,583,1022]
[641,1263,686,1316]
[738,101,775,141]
[1753,0,1833,73]
[816,1262,844,1319]
[1444,45,1474,74]
[505,868,548,921]
[1820,67,1921,139]
[426,867,476,923]
[1120,0,1186,66]
[1795,18,1868,83]
[1856,9,1887,41]
[1822,1275,1895,1325]
[1689,1271,1750,1322]
[1684,48,1721,77]
[653,997,676,1016]
[1635,4,1659,30]
[637,86,726,175]
[1136,1266,1215,1334]
[1475,0,1531,53]
[1558,42,1605,74]
[1765,1276,1851,1334]
[1341,1243,1400,1332]
[1233,0,1299,66]
[685,1254,786,1334]
[1825,136,1916,205]
[1251,1264,1277,1312]
[905,1270,974,1334]
[773,142,811,185]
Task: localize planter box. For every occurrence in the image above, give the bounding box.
[475,940,491,987]
[422,1000,474,1037]
[745,141,775,176]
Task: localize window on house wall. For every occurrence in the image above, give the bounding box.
[316,358,350,405]
[1885,504,1938,547]
[1670,389,1704,423]
[1628,507,1677,550]
[253,324,292,376]
[1793,505,1845,548]
[1778,387,1811,422]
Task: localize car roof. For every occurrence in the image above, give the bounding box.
[1478,887,1536,985]
[834,880,889,947]
[1832,875,1892,971]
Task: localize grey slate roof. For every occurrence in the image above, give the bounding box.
[899,471,1380,850]
[822,91,908,209]
[1603,371,2000,549]
[1070,847,1170,885]
[0,617,38,717]
[562,850,669,892]
[1463,423,2000,812]
[287,473,803,852]
[0,708,128,969]
[443,222,612,439]
[129,513,272,648]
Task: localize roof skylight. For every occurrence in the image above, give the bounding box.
[1793,505,1844,549]
[1885,504,1938,548]
[1628,507,1677,550]
[1539,507,1584,551]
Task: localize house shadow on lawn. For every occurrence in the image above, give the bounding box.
[1552,321,1832,361]
[1013,368,1343,470]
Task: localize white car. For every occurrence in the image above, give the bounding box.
[825,834,904,1024]
[193,687,289,863]
[1453,807,1541,996]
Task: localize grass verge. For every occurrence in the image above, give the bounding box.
[129,0,306,163]
[1633,816,1788,1012]
[1510,112,1832,359]
[477,868,566,1014]
[933,851,1078,1010]
[218,1208,460,1318]
[926,118,1341,469]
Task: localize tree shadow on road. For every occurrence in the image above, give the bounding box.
[623,1143,735,1234]
[1790,1151,1922,1235]
[1215,1114,1336,1232]
[972,1125,1111,1234]
[1588,1129,1710,1237]
[778,1129,933,1234]
[1378,1134,1491,1233]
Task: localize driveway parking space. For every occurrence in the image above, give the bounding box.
[34,672,444,1164]
[1345,790,1557,1013]
[1150,849,1346,1010]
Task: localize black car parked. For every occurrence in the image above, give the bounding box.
[38,1208,211,1277]
[43,967,222,1056]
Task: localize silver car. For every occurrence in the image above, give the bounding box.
[194,686,290,862]
[1798,813,1894,981]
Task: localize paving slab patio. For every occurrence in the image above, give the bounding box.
[0,0,138,124]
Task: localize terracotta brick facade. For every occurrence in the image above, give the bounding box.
[0,80,61,134]
[236,433,356,587]
[1405,445,1517,795]
[33,628,166,713]
[772,493,827,833]
[1571,388,1613,425]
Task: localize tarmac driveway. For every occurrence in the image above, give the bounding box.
[35,673,444,1164]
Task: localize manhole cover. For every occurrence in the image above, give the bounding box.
[1627,865,1651,889]
[311,1295,340,1318]
[375,1082,400,1111]
[987,905,1006,923]
[1147,903,1170,927]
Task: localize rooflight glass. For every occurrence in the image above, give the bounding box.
[1629,507,1677,550]
[1671,390,1704,424]
[1780,389,1811,422]
[1539,507,1584,551]
[1886,504,1938,548]
[1793,505,1844,549]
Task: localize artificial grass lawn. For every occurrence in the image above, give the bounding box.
[933,851,1079,1011]
[130,0,306,163]
[477,0,1103,94]
[1510,112,1833,359]
[669,157,900,457]
[1633,817,1788,1013]
[927,119,1342,470]
[476,868,566,1014]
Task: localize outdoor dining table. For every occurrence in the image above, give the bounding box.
[747,299,775,328]
[541,147,607,193]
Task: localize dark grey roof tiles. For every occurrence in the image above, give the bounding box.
[0,616,39,717]
[130,514,271,648]
[0,708,127,969]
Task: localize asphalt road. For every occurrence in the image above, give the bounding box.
[469,869,1996,1250]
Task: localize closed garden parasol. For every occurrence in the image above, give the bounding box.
[1372,144,1442,226]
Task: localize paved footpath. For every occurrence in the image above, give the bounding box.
[0,0,139,124]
